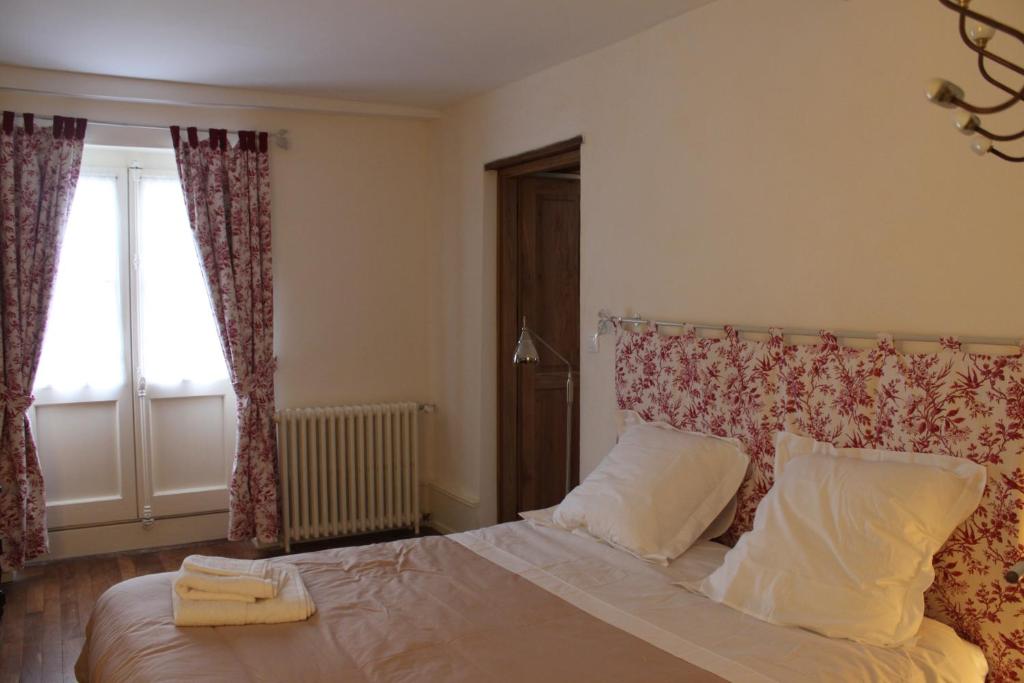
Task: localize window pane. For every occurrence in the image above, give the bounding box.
[137,176,228,385]
[35,174,124,391]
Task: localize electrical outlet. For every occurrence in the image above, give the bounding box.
[587,333,600,353]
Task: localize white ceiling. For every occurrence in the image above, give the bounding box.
[0,0,715,108]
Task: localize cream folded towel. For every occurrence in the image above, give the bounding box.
[182,555,271,579]
[174,567,279,602]
[172,563,316,627]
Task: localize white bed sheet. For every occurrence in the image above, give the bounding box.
[451,520,988,683]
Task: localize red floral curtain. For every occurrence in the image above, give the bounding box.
[171,126,279,544]
[0,112,87,570]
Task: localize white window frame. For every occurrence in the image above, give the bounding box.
[33,146,236,532]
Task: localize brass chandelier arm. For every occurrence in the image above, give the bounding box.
[977,55,1019,98]
[957,16,1024,79]
[930,0,1024,161]
[975,124,1024,143]
[939,0,1024,44]
[937,2,1024,113]
[990,147,1024,162]
[952,91,1024,116]
[970,47,1024,141]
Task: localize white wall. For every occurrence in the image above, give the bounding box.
[0,66,444,493]
[432,0,1024,530]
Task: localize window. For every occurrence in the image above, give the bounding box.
[136,173,226,385]
[35,174,123,392]
[32,147,236,530]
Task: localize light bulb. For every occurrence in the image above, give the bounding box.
[925,78,964,108]
[971,137,993,156]
[968,22,996,47]
[953,111,980,134]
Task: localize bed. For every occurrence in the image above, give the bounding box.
[75,517,987,682]
[76,319,1023,681]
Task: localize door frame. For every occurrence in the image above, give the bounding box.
[487,136,582,522]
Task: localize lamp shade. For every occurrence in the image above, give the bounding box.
[513,326,540,364]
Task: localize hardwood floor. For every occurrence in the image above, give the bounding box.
[0,529,433,683]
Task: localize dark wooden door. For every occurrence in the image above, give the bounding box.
[517,176,580,514]
[498,172,580,522]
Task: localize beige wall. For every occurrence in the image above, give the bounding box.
[8,0,1024,534]
[0,67,443,486]
[432,0,1024,530]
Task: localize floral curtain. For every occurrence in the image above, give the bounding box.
[0,112,87,570]
[171,126,279,544]
[616,325,1024,680]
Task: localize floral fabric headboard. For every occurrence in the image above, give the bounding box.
[615,325,1024,679]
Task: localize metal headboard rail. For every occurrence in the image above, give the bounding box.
[596,309,1024,348]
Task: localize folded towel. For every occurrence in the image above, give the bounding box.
[174,587,255,603]
[174,567,279,602]
[172,563,316,627]
[182,555,271,579]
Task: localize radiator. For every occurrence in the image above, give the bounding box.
[277,402,421,552]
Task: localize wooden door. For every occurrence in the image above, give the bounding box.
[494,138,582,523]
[516,176,580,514]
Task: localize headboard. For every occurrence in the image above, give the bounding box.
[614,323,1024,678]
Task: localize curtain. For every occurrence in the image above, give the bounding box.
[0,112,87,570]
[171,126,279,544]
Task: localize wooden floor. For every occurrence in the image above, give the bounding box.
[0,529,431,683]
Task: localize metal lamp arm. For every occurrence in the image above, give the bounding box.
[529,330,573,373]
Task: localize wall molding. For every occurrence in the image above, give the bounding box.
[0,65,442,121]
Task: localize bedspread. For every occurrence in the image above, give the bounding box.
[76,534,725,682]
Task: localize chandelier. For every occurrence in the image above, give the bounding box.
[926,0,1024,162]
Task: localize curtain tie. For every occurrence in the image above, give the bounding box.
[234,358,277,407]
[0,384,35,415]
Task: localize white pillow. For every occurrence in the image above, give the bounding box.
[551,419,749,565]
[616,411,740,541]
[683,432,986,647]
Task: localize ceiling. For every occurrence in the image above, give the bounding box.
[0,0,715,108]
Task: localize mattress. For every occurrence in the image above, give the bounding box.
[76,520,988,682]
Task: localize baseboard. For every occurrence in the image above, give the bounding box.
[426,481,479,507]
[32,511,231,563]
[426,519,457,535]
[426,481,480,533]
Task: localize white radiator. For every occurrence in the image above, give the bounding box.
[277,402,422,552]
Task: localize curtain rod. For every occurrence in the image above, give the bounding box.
[8,111,290,150]
[596,310,1023,348]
